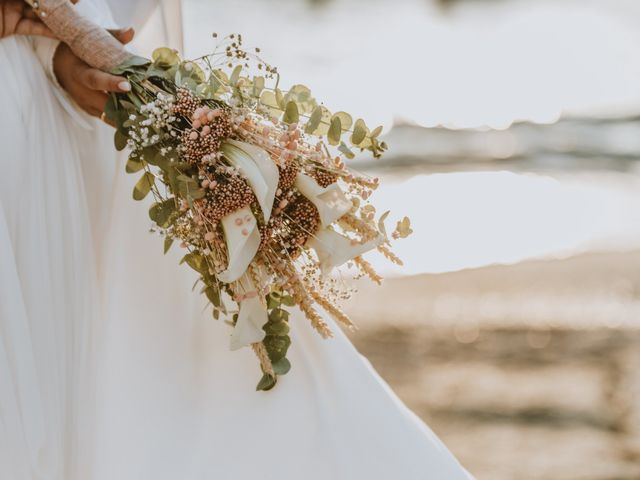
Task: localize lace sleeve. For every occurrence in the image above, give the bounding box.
[25,0,132,71]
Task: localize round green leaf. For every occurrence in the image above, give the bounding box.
[282,101,299,124]
[328,116,342,145]
[332,111,353,132]
[152,47,180,67]
[260,90,282,117]
[132,171,155,201]
[256,373,277,391]
[272,357,291,375]
[351,118,368,146]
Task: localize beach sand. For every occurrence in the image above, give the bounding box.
[346,251,640,479]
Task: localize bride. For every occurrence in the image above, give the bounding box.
[0,1,474,479]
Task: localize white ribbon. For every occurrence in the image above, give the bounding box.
[308,228,384,274]
[295,173,352,227]
[218,206,261,283]
[222,140,279,223]
[230,273,269,350]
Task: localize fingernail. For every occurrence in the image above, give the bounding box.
[118,81,131,92]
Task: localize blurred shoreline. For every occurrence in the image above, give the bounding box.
[347,249,640,330]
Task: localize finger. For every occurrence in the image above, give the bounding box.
[80,68,131,93]
[108,27,135,45]
[3,2,22,37]
[86,91,110,117]
[15,19,55,38]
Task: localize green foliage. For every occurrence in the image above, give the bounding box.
[152,47,180,67]
[125,155,145,173]
[282,101,299,124]
[132,172,155,201]
[163,236,173,254]
[256,373,277,391]
[148,199,177,228]
[255,298,294,391]
[328,116,342,145]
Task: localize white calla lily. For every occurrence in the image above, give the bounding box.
[309,228,384,274]
[295,173,352,227]
[221,140,279,223]
[230,271,269,350]
[218,206,261,283]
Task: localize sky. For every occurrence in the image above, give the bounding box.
[184,0,640,130]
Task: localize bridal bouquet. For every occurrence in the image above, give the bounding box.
[27,1,411,390]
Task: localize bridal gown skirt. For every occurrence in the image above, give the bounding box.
[0,31,473,480]
[96,186,474,479]
[0,37,98,479]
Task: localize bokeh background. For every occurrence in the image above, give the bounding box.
[182,1,640,477]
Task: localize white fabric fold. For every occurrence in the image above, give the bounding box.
[309,228,384,274]
[218,206,261,283]
[229,274,268,351]
[295,173,352,227]
[222,140,279,223]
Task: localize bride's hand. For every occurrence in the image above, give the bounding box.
[0,0,55,38]
[53,27,135,119]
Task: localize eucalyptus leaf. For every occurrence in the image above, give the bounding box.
[351,118,367,145]
[263,321,290,336]
[132,172,155,201]
[281,295,295,307]
[148,198,176,228]
[230,65,242,86]
[275,88,285,109]
[181,252,207,275]
[306,106,331,136]
[163,236,173,254]
[114,130,127,151]
[305,106,323,133]
[328,116,342,145]
[125,156,145,173]
[263,335,291,363]
[256,373,277,391]
[252,76,265,97]
[205,286,221,307]
[370,125,384,138]
[259,90,281,117]
[282,101,299,124]
[333,111,353,132]
[152,47,180,67]
[338,142,355,160]
[272,357,291,375]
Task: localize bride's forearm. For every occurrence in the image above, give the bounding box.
[24,0,131,71]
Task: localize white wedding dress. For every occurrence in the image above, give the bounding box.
[0,2,473,479]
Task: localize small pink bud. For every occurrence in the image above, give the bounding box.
[201,180,210,188]
[193,120,201,129]
[194,108,204,118]
[209,181,217,190]
[211,109,222,118]
[189,131,198,140]
[279,199,288,209]
[202,125,211,135]
[204,232,215,242]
